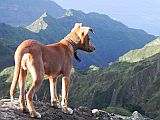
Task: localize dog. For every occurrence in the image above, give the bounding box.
[10,23,95,118]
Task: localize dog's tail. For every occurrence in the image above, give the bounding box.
[10,50,23,100]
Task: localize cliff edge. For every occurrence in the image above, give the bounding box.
[0,98,150,120]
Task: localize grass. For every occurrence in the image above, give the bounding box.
[119,37,160,63]
[103,106,132,116]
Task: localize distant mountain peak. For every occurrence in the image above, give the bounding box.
[26,12,50,33]
[65,9,74,17]
[64,9,86,19]
[41,12,48,18]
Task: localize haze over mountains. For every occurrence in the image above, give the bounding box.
[54,0,160,35]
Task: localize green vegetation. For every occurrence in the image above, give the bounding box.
[103,106,132,116]
[0,39,14,70]
[0,23,50,70]
[119,37,160,63]
[65,10,73,16]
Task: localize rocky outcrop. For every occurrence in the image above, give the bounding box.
[0,98,151,120]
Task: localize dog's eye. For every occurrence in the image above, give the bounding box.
[81,32,84,36]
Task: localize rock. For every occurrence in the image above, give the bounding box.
[99,110,111,120]
[132,111,144,120]
[92,109,100,116]
[74,106,94,119]
[111,113,115,116]
[0,99,96,120]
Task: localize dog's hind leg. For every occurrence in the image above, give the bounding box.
[49,77,61,108]
[18,68,27,113]
[26,56,44,118]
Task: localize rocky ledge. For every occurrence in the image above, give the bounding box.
[0,99,151,120]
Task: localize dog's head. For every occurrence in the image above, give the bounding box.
[69,23,95,52]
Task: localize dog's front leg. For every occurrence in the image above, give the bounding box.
[61,76,73,114]
[49,77,60,108]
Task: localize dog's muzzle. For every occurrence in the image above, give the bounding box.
[88,43,95,52]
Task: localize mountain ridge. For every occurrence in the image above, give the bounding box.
[0,0,66,26]
[0,23,50,70]
[0,9,156,69]
[119,37,160,62]
[26,10,155,69]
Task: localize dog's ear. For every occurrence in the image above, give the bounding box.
[74,23,82,29]
[71,23,82,33]
[89,28,94,34]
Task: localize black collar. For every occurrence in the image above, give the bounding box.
[65,37,77,51]
[65,37,81,62]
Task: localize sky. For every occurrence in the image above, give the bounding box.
[53,0,160,36]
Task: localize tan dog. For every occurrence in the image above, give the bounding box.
[10,23,95,118]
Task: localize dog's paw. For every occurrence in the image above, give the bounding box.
[19,107,28,113]
[51,101,61,109]
[30,111,41,119]
[67,107,73,114]
[62,107,73,114]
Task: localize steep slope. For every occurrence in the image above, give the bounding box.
[0,23,49,44]
[119,37,160,62]
[26,10,155,69]
[0,23,49,70]
[68,55,160,120]
[0,0,65,25]
[0,39,14,70]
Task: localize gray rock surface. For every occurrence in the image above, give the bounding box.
[0,99,151,120]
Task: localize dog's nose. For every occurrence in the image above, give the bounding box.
[90,46,95,52]
[93,46,95,51]
[89,42,95,52]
